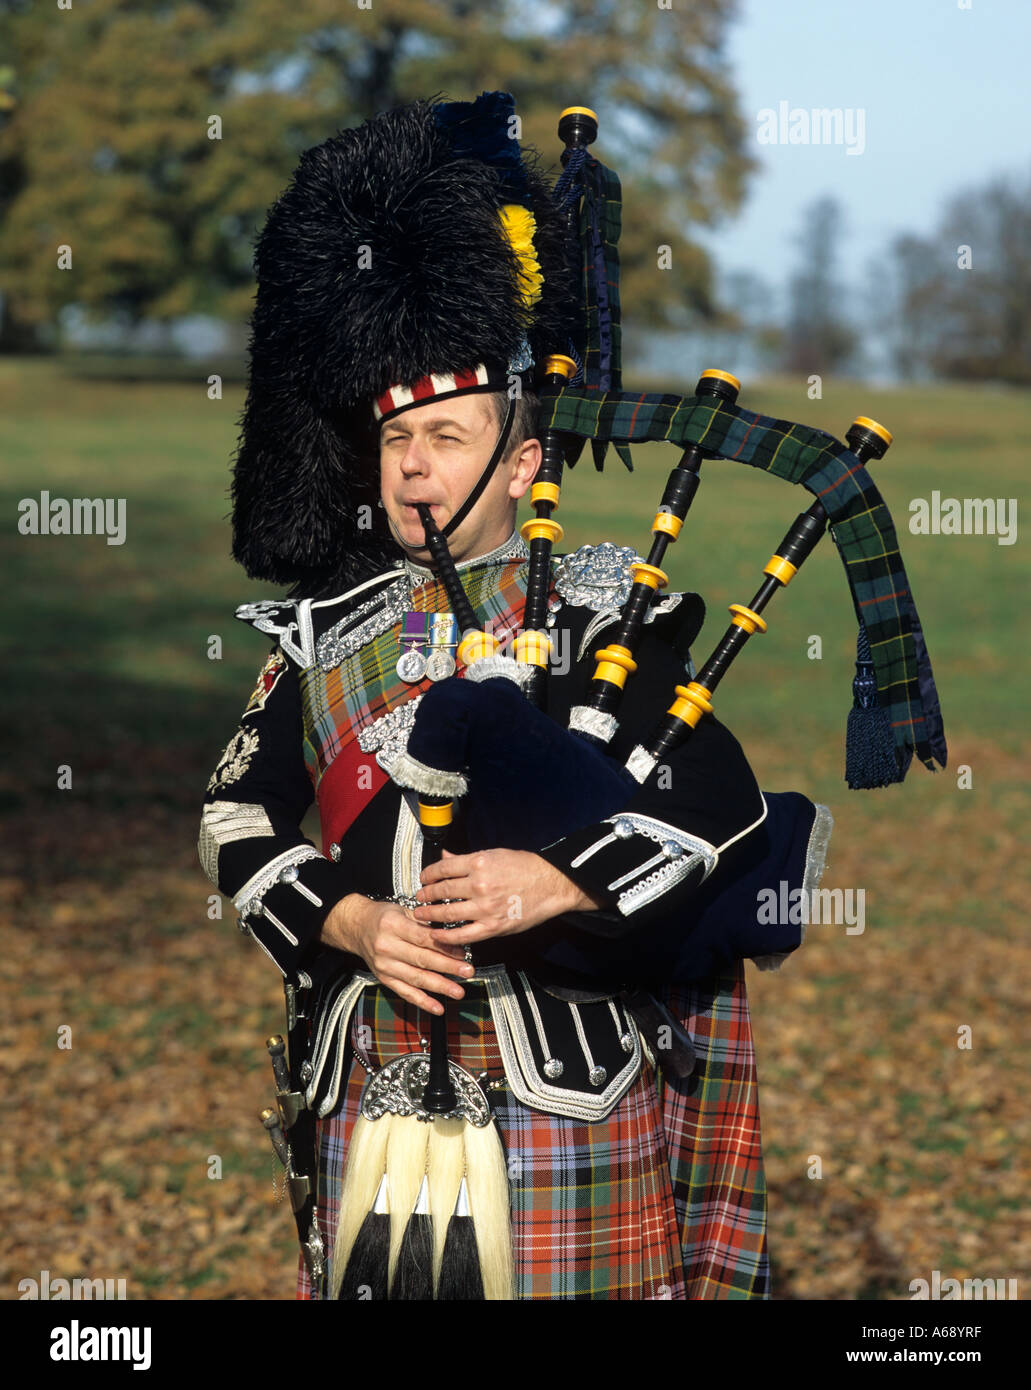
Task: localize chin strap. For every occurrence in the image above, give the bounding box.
[406,396,518,552]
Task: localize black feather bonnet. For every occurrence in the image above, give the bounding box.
[230,92,577,599]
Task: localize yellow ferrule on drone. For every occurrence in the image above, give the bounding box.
[729,604,767,635]
[852,415,893,447]
[513,629,552,668]
[593,645,637,688]
[457,630,499,665]
[763,554,798,586]
[418,801,453,828]
[698,368,742,392]
[521,517,563,544]
[630,562,668,590]
[669,681,714,728]
[651,511,683,540]
[531,481,561,507]
[543,352,578,379]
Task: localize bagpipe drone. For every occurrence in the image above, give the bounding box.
[237,93,947,1301]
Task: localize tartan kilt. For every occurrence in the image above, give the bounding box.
[296,961,768,1301]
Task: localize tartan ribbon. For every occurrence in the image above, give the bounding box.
[538,386,947,778]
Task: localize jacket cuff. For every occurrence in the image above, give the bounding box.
[538,811,717,926]
[233,847,352,980]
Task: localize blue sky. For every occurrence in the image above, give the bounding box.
[696,0,1030,306]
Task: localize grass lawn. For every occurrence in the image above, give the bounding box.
[2,356,1028,1298]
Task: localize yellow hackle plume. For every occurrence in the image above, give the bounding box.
[498,204,544,311]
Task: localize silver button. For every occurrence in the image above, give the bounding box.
[588,1065,607,1086]
[620,1032,635,1054]
[661,841,682,860]
[278,864,299,884]
[543,1058,564,1080]
[246,898,262,918]
[612,818,634,839]
[329,843,342,862]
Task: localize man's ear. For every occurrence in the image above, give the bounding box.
[508,437,542,501]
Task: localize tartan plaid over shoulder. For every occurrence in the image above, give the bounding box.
[539,386,947,779]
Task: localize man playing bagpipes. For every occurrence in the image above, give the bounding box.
[199,92,946,1300]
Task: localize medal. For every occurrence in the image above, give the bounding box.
[397,613,429,683]
[397,611,459,683]
[396,646,427,682]
[425,649,456,681]
[426,612,459,681]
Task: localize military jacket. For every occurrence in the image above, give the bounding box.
[199,535,806,1121]
[199,532,774,963]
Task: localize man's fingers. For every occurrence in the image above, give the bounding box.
[380,976,447,1015]
[395,917,472,961]
[366,912,473,1009]
[426,923,493,947]
[378,929,472,981]
[415,877,465,902]
[420,855,473,885]
[411,944,472,980]
[395,964,466,1001]
[413,898,477,926]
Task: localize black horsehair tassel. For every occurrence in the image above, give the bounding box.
[845,622,902,789]
[437,1176,486,1300]
[337,1173,389,1300]
[390,1175,435,1300]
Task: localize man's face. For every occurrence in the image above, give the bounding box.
[379,392,540,564]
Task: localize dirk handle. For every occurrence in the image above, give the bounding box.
[260,1106,289,1168]
[266,1033,291,1093]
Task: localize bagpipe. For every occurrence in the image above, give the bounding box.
[259,98,947,1302]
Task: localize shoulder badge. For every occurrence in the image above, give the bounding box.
[234,599,308,667]
[242,646,289,719]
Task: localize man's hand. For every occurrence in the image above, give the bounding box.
[413,848,605,947]
[321,893,473,1015]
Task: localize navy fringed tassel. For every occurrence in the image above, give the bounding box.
[845,623,903,789]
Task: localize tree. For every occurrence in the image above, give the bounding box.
[869,233,941,382]
[929,171,1031,386]
[780,195,858,377]
[871,167,1031,388]
[0,0,755,350]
